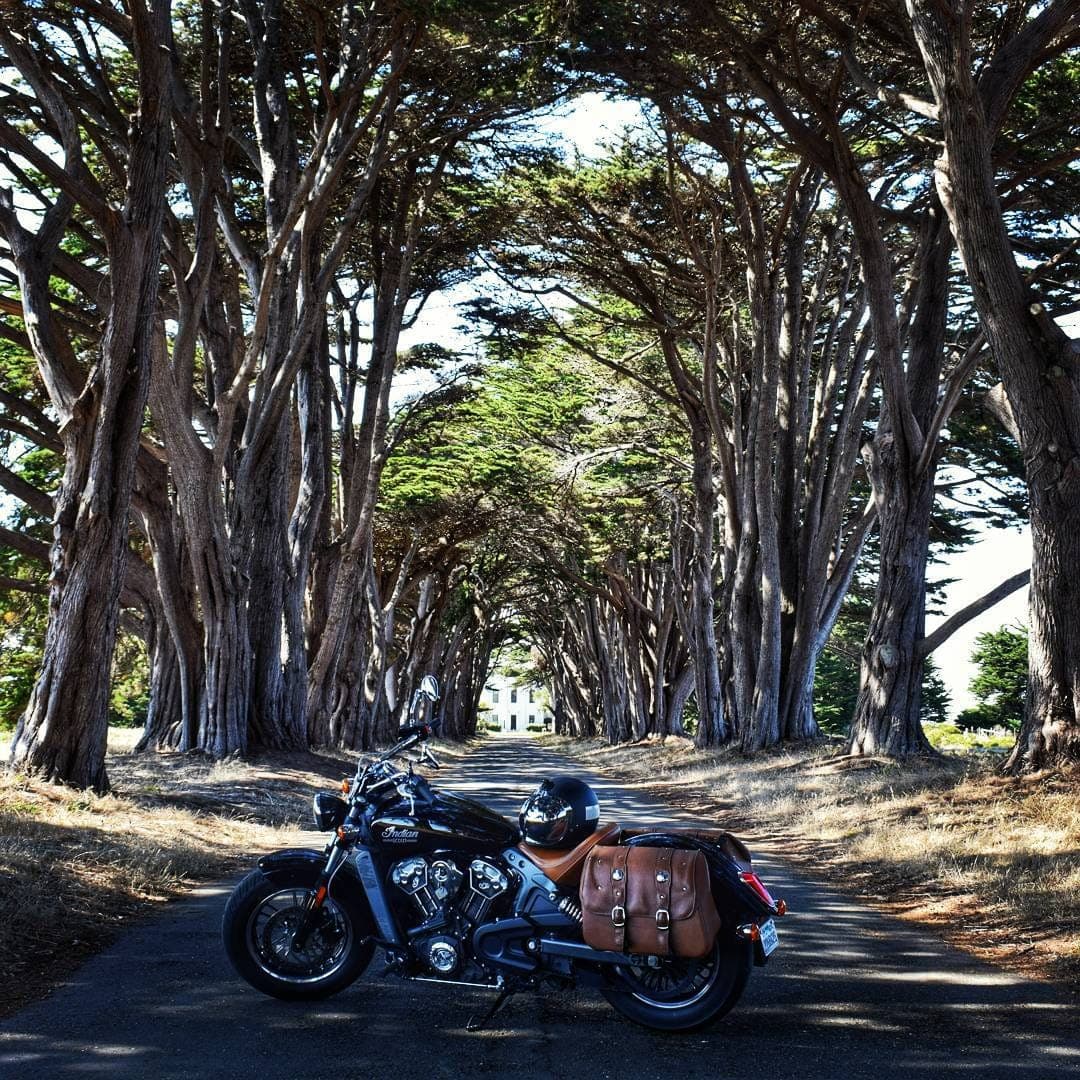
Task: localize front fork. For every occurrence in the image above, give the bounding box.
[289,840,347,951]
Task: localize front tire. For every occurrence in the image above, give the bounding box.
[222,867,374,1000]
[601,936,753,1032]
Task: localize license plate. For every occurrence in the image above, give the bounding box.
[758,918,779,957]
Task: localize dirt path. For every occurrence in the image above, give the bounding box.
[2,736,1077,1079]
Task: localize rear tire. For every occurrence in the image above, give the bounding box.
[222,867,374,1001]
[601,936,753,1032]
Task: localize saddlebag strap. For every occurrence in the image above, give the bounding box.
[652,847,673,954]
[609,846,629,951]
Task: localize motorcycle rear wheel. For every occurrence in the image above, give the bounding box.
[222,867,374,1000]
[601,936,752,1032]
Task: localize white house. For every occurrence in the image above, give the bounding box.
[479,672,552,734]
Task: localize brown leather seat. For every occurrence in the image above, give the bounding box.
[518,821,621,887]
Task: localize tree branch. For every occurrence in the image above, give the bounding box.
[918,569,1030,658]
[842,48,939,120]
[0,524,50,564]
[0,574,48,595]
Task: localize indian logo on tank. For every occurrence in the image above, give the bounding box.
[380,824,420,844]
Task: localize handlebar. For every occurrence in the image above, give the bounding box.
[351,724,440,794]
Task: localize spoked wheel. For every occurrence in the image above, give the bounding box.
[602,936,753,1031]
[223,869,374,1000]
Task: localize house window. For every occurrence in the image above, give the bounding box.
[510,688,518,703]
[491,688,499,704]
[528,714,535,725]
[529,689,535,703]
[510,714,517,731]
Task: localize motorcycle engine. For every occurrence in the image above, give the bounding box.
[390,855,512,977]
[390,856,464,919]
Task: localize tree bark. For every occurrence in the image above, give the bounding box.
[848,196,953,756]
[4,0,172,790]
[907,0,1080,771]
[848,433,935,756]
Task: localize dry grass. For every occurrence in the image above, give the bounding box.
[0,727,469,1017]
[541,734,1080,990]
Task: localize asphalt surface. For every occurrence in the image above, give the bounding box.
[2,737,1078,1079]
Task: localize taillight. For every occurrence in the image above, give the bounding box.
[739,870,778,909]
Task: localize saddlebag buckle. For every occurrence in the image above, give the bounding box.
[611,905,626,928]
[655,909,670,931]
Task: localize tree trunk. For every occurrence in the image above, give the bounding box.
[243,416,303,749]
[135,461,203,751]
[285,340,330,745]
[847,435,935,756]
[200,593,252,757]
[5,5,172,790]
[907,0,1080,771]
[687,425,726,745]
[848,196,952,756]
[137,615,190,752]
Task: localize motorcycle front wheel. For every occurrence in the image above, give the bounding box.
[601,935,753,1032]
[222,867,374,1000]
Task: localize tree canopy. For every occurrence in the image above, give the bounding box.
[1,0,1078,789]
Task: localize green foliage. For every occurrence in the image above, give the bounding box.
[0,338,40,398]
[921,659,951,726]
[923,720,1014,752]
[381,345,592,519]
[813,648,860,736]
[0,645,40,731]
[955,625,1028,731]
[108,634,151,729]
[0,556,47,733]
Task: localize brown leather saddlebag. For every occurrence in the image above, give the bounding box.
[580,846,721,958]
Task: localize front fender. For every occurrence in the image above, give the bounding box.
[257,847,329,881]
[256,848,369,906]
[257,847,401,946]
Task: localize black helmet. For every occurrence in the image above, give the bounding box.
[519,776,600,849]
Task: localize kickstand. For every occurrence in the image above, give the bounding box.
[466,985,515,1032]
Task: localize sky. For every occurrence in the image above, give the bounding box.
[927,526,1029,713]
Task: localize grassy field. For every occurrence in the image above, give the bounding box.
[540,734,1080,991]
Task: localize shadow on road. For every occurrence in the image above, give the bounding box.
[2,737,1077,1080]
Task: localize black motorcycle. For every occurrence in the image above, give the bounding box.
[222,676,784,1031]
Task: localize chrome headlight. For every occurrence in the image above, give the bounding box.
[312,792,349,831]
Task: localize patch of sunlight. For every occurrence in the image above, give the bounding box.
[872,969,1022,986]
[814,1015,906,1032]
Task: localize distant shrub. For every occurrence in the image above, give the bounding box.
[954,705,1000,732]
[923,719,1013,752]
[964,625,1027,731]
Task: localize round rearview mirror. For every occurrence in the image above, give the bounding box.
[420,674,440,702]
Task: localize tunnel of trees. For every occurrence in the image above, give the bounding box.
[1,0,1077,791]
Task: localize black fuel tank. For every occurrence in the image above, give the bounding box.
[371,792,519,855]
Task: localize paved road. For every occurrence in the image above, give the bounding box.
[2,738,1078,1079]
